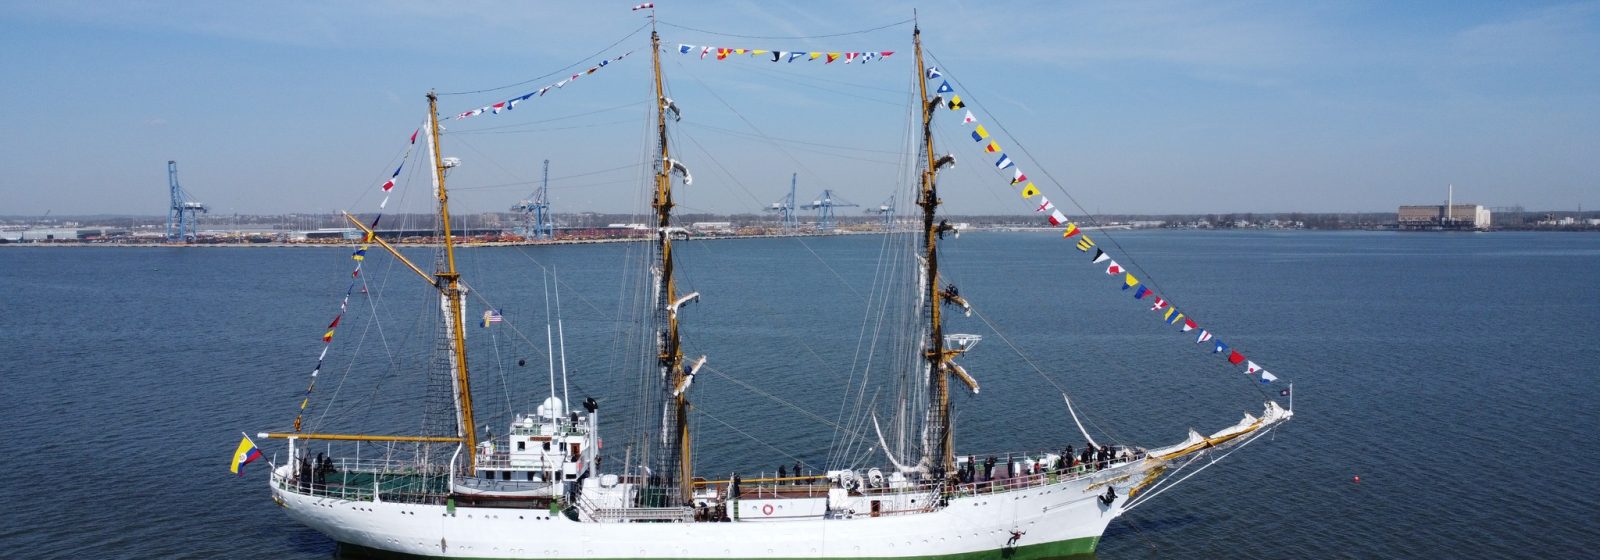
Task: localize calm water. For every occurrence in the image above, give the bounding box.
[1,230,1597,559]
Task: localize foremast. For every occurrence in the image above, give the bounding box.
[649,22,696,507]
[912,22,954,479]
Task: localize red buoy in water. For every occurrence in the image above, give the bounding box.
[1353,476,1361,483]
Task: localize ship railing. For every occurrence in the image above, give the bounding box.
[949,457,1141,497]
[583,502,695,523]
[508,423,589,437]
[472,452,570,471]
[272,456,453,504]
[737,481,829,499]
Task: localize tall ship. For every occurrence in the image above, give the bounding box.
[239,10,1292,559]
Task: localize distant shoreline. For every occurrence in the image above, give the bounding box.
[6,227,1593,249]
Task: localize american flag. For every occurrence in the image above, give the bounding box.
[481,309,503,327]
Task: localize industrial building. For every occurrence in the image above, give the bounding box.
[1397,204,1491,230]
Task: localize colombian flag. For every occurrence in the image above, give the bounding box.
[231,434,263,475]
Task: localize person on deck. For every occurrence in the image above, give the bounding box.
[778,465,787,482]
[794,461,803,485]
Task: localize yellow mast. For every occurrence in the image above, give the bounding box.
[427,91,479,471]
[912,20,955,478]
[648,22,693,506]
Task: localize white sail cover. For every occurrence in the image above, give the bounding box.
[1147,429,1206,459]
[1207,412,1260,441]
[1260,400,1291,424]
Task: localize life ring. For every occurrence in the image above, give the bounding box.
[761,504,774,516]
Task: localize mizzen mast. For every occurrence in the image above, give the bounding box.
[270,93,479,463]
[428,91,479,471]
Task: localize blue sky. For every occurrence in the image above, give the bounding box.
[1,0,1596,217]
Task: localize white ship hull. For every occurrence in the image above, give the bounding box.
[272,463,1140,559]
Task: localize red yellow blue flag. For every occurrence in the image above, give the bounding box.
[230,434,262,475]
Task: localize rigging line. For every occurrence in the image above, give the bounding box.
[667,54,854,209]
[827,232,898,467]
[658,228,834,374]
[692,406,814,469]
[343,141,417,214]
[736,60,910,96]
[443,100,648,133]
[670,128,869,304]
[700,365,873,445]
[448,134,541,188]
[311,273,432,431]
[452,162,647,192]
[730,63,905,106]
[681,121,906,155]
[438,21,650,96]
[1122,424,1283,513]
[458,283,604,403]
[926,50,1275,400]
[655,142,845,376]
[447,118,643,136]
[457,256,622,402]
[667,113,873,306]
[963,304,1129,445]
[511,249,618,320]
[452,174,637,194]
[682,124,899,166]
[467,244,516,420]
[834,73,924,466]
[305,236,411,432]
[658,18,912,40]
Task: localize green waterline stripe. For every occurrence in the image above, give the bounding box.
[336,535,1100,560]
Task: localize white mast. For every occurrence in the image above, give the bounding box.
[544,273,557,416]
[555,267,571,408]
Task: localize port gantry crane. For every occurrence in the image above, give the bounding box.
[802,189,858,233]
[511,159,553,240]
[765,173,800,234]
[866,194,895,231]
[166,160,207,243]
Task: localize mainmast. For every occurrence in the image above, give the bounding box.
[428,91,479,471]
[649,22,694,506]
[912,21,954,477]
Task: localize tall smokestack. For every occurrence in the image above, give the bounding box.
[1448,184,1453,222]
